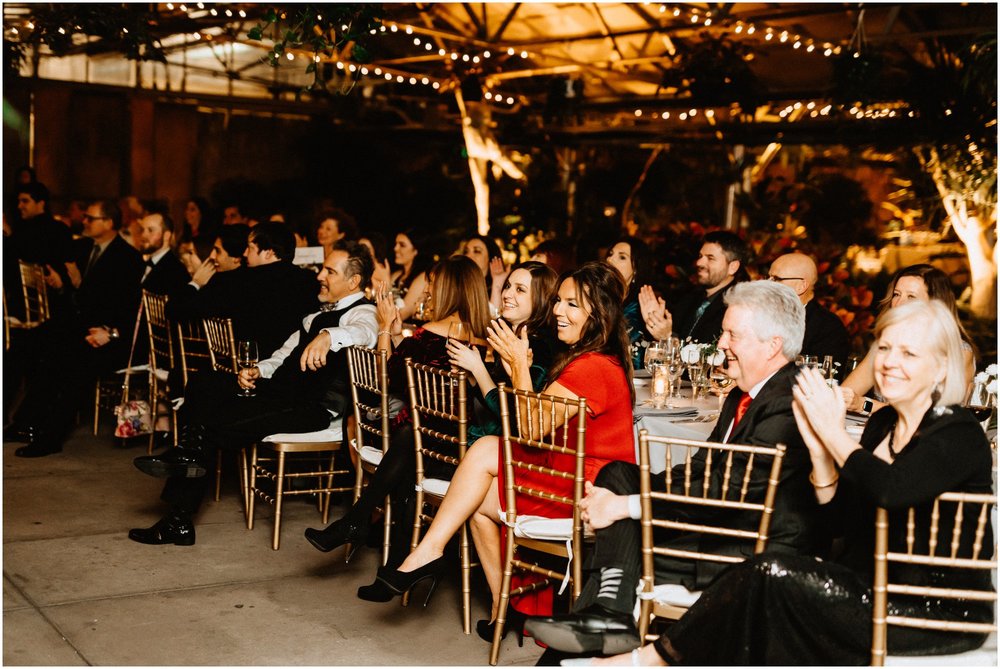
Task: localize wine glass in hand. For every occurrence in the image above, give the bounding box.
[237,340,259,397]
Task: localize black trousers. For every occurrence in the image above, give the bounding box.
[575,461,700,615]
[161,370,331,515]
[12,319,128,446]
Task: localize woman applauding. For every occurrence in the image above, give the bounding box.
[372,262,637,641]
[592,299,993,666]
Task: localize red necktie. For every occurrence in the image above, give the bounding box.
[733,393,753,427]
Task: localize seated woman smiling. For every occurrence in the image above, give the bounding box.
[372,262,638,641]
[591,299,993,666]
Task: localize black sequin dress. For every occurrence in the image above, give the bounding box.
[658,405,995,665]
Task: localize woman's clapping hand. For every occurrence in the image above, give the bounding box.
[374,280,402,336]
[447,338,486,376]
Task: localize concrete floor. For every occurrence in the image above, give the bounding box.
[3,425,545,666]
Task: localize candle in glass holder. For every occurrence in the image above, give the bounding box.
[652,365,670,408]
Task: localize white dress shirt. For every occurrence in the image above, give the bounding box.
[256,291,377,378]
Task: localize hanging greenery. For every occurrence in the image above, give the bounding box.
[247,4,384,90]
[4,4,165,78]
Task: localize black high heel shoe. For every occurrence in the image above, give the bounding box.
[303,517,368,559]
[374,555,447,607]
[476,608,527,646]
[356,578,397,603]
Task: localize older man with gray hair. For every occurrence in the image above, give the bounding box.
[526,281,827,657]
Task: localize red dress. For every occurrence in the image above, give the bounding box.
[498,351,636,614]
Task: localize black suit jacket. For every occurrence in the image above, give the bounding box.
[658,362,823,588]
[142,250,190,299]
[670,281,737,344]
[166,261,318,357]
[71,235,145,338]
[801,299,851,375]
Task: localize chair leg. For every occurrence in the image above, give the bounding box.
[381,496,392,567]
[321,453,336,524]
[239,448,249,522]
[272,451,286,550]
[461,521,471,635]
[214,450,223,502]
[171,409,179,448]
[402,488,426,608]
[490,537,518,665]
[147,376,157,455]
[247,446,258,530]
[93,381,101,435]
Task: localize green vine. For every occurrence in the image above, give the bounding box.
[247,4,384,90]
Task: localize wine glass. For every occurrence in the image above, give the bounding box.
[644,340,668,372]
[666,350,685,405]
[447,321,471,379]
[237,340,259,397]
[964,381,995,421]
[710,365,734,410]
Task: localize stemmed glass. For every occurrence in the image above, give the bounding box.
[447,321,471,380]
[666,349,685,406]
[237,340,258,398]
[709,364,734,410]
[644,340,668,372]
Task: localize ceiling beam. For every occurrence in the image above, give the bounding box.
[489,3,521,43]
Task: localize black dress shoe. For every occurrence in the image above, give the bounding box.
[14,441,61,458]
[3,424,34,443]
[128,512,196,546]
[133,448,207,478]
[525,607,640,655]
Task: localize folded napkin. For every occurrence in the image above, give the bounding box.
[637,405,700,418]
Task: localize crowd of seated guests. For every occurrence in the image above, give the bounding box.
[2,180,993,666]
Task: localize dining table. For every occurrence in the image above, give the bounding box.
[632,374,720,474]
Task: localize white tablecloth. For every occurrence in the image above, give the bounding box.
[632,380,719,474]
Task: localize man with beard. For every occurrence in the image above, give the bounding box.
[136,211,189,297]
[640,231,751,346]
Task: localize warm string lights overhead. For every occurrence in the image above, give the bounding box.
[640,1,851,58]
[627,101,915,123]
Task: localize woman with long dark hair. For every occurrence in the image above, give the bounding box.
[372,262,637,639]
[605,236,653,366]
[391,228,435,322]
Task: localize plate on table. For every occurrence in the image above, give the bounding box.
[637,405,700,418]
[634,369,652,379]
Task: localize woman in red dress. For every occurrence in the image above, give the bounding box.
[375,262,636,641]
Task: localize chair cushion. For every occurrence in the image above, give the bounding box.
[512,515,573,541]
[359,446,383,466]
[112,364,169,381]
[419,478,450,497]
[648,583,702,608]
[262,418,343,443]
[885,632,997,666]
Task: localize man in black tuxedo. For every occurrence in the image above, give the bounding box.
[10,199,145,457]
[526,281,823,655]
[642,231,751,346]
[127,242,379,546]
[768,252,851,374]
[165,222,316,357]
[136,212,189,298]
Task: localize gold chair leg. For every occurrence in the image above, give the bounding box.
[490,538,518,665]
[381,496,392,567]
[272,451,286,550]
[321,453,336,524]
[239,448,249,522]
[402,487,426,608]
[93,381,101,435]
[247,446,258,530]
[461,522,471,635]
[147,376,157,455]
[214,450,223,501]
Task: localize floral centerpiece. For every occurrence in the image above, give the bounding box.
[970,364,997,407]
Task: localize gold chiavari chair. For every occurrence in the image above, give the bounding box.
[636,432,786,641]
[347,345,392,565]
[871,492,997,666]
[404,359,471,632]
[174,320,212,389]
[141,290,174,454]
[490,383,588,666]
[201,316,245,507]
[202,316,238,374]
[246,417,354,550]
[7,260,50,330]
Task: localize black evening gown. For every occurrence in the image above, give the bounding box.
[659,405,995,666]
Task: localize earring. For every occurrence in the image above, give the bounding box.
[931,382,945,415]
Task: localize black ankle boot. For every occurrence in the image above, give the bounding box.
[304,516,369,556]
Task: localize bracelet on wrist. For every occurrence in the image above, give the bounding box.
[378,330,391,336]
[809,471,839,489]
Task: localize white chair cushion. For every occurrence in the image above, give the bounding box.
[112,364,168,381]
[885,632,997,666]
[512,515,573,541]
[359,446,383,466]
[419,478,451,497]
[649,583,702,608]
[262,417,343,443]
